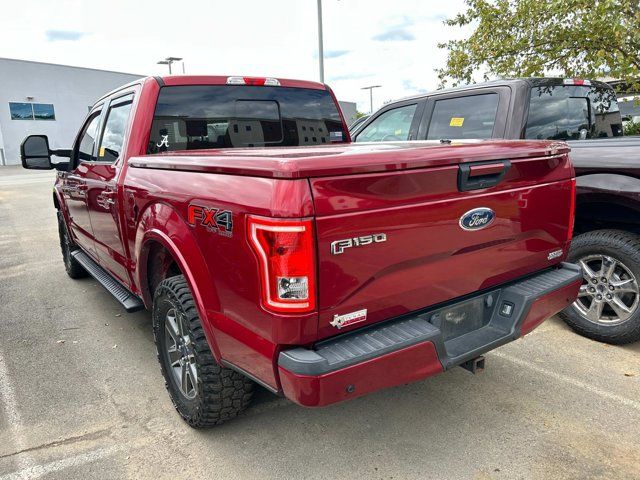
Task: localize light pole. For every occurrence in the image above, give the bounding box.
[361,85,382,113]
[317,0,324,83]
[157,57,184,74]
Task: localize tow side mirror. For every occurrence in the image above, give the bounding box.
[20,135,71,171]
[21,135,52,170]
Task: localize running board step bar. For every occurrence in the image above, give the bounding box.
[71,250,144,313]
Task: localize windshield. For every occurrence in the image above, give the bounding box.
[148,85,346,153]
[525,84,623,140]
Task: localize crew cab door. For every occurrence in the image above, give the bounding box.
[63,107,104,259]
[84,92,135,285]
[418,87,511,140]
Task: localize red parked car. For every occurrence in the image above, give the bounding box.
[21,75,581,427]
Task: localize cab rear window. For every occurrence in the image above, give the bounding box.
[147,85,346,153]
[525,85,623,140]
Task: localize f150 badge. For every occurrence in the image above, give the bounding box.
[187,204,233,237]
[459,207,495,231]
[330,233,386,255]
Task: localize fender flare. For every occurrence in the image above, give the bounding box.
[134,202,222,359]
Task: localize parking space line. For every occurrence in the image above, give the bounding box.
[0,351,32,471]
[0,445,122,480]
[491,350,640,412]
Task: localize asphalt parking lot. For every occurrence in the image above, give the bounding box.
[0,165,639,480]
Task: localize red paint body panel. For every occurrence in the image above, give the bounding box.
[520,278,582,336]
[279,341,443,407]
[311,154,575,338]
[50,76,579,401]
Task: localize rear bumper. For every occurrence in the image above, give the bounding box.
[278,263,582,407]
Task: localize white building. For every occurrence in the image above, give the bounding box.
[338,101,357,126]
[0,58,142,165]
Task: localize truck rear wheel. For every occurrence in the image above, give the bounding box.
[152,275,254,427]
[57,211,88,279]
[559,230,640,344]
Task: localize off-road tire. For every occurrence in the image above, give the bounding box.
[559,230,640,344]
[153,275,254,428]
[57,211,88,279]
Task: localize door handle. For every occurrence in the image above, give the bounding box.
[61,183,87,194]
[97,189,116,208]
[458,160,511,192]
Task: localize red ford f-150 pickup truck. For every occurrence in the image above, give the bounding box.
[21,75,581,427]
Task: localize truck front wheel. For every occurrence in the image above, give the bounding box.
[57,211,87,279]
[560,230,640,344]
[152,275,254,427]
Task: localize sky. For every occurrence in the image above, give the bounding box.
[0,0,470,113]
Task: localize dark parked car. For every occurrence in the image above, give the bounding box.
[348,114,369,134]
[352,78,640,344]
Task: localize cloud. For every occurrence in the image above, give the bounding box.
[372,28,415,42]
[313,49,350,60]
[45,30,86,41]
[325,49,350,59]
[329,72,373,82]
[402,79,429,94]
[372,15,416,42]
[428,13,448,22]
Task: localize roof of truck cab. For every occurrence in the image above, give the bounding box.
[155,75,328,90]
[96,75,328,103]
[394,77,613,104]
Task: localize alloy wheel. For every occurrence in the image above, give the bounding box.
[164,308,198,399]
[572,254,640,326]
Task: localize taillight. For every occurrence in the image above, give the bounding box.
[247,216,316,313]
[567,177,577,241]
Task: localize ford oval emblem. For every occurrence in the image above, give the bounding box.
[459,207,495,231]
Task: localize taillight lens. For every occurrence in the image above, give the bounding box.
[247,216,316,313]
[567,177,577,241]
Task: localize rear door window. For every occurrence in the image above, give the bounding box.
[426,94,499,140]
[147,85,346,153]
[355,104,417,142]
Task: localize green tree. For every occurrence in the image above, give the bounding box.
[437,0,640,89]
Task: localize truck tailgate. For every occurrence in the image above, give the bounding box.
[312,149,575,339]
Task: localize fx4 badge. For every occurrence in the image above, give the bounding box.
[330,233,386,255]
[187,204,233,237]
